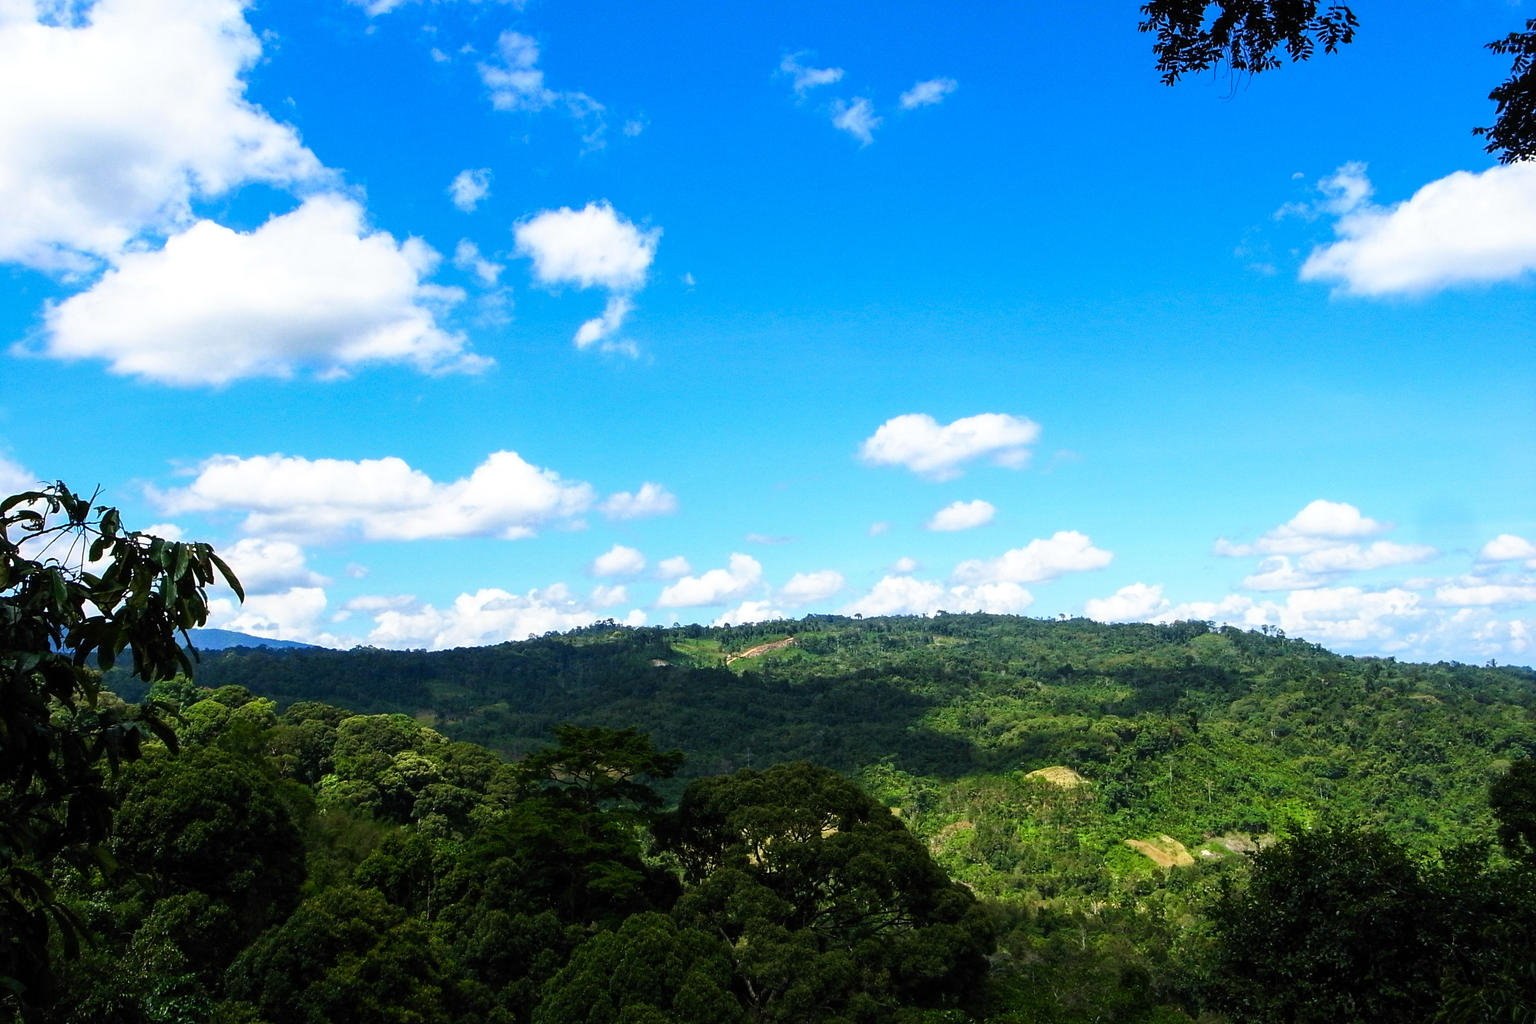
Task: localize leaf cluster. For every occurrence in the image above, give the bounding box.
[1475,19,1536,162]
[1,483,241,1014]
[1138,1,1357,83]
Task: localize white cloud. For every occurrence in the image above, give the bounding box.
[859,412,1041,480]
[601,482,677,521]
[867,521,891,537]
[1481,534,1536,563]
[453,239,503,285]
[1084,583,1171,623]
[899,77,957,109]
[141,523,185,541]
[1433,583,1536,607]
[448,168,492,212]
[574,294,634,351]
[925,499,995,532]
[343,594,416,614]
[478,32,607,147]
[779,52,843,94]
[1297,541,1436,574]
[657,553,762,608]
[655,556,692,580]
[840,575,1033,617]
[1157,587,1429,650]
[1219,502,1437,592]
[351,0,522,16]
[159,450,596,542]
[778,570,845,606]
[591,544,646,577]
[1215,499,1386,557]
[1241,555,1325,591]
[38,195,483,385]
[1299,161,1536,296]
[0,454,35,494]
[889,556,920,574]
[207,586,332,645]
[952,531,1113,585]
[590,584,628,607]
[831,97,880,145]
[714,601,788,627]
[366,584,645,650]
[220,537,327,594]
[0,0,323,271]
[1149,587,1535,662]
[515,202,659,292]
[479,31,554,110]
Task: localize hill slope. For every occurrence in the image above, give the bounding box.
[176,614,1536,867]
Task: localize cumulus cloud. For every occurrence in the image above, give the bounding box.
[657,554,762,608]
[573,294,634,352]
[1215,499,1387,557]
[0,0,323,271]
[1084,583,1171,623]
[952,531,1113,585]
[1218,501,1437,592]
[779,53,844,94]
[1481,534,1536,564]
[590,584,629,607]
[207,586,332,645]
[591,544,646,577]
[515,202,659,291]
[831,97,880,145]
[601,482,677,521]
[159,450,596,542]
[1299,161,1536,296]
[366,584,645,650]
[478,32,607,147]
[778,570,845,606]
[37,195,482,385]
[714,601,788,627]
[1433,583,1536,606]
[840,576,1033,617]
[1297,541,1437,574]
[479,31,555,111]
[0,454,36,494]
[1241,556,1325,591]
[448,168,492,212]
[899,77,957,109]
[655,556,692,580]
[859,412,1040,480]
[889,556,920,574]
[453,239,503,285]
[220,537,327,594]
[925,499,995,532]
[1155,587,1429,650]
[1145,586,1533,662]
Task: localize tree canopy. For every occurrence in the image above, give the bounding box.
[1140,2,1536,162]
[0,482,241,1014]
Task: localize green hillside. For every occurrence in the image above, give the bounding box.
[22,614,1536,1022]
[168,614,1536,859]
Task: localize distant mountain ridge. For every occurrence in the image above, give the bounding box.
[187,628,324,651]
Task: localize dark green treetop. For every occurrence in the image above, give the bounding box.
[0,482,240,1014]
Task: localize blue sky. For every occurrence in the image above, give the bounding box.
[2,0,1533,662]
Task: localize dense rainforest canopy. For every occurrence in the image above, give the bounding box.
[8,486,1536,1023]
[2,610,1510,1023]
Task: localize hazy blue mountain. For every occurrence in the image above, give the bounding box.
[187,628,324,651]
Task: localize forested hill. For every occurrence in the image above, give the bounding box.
[147,614,1536,852]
